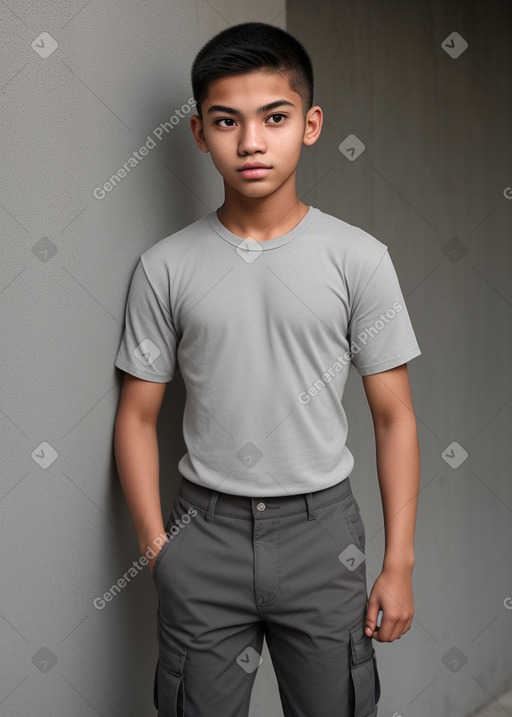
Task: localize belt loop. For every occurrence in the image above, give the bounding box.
[305,492,316,520]
[206,491,219,523]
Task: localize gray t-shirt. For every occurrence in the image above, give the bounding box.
[114,206,421,497]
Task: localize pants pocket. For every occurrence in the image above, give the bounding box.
[153,640,187,716]
[348,619,381,716]
[152,494,194,587]
[151,535,173,586]
[337,489,366,554]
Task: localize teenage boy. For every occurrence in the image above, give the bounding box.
[114,21,421,717]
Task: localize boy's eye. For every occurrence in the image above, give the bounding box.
[267,113,286,123]
[214,118,237,127]
[213,113,287,127]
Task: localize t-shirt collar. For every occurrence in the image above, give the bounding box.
[207,205,319,251]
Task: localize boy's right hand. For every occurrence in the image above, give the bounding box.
[148,552,158,574]
[139,529,168,575]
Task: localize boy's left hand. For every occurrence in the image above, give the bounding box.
[364,566,415,643]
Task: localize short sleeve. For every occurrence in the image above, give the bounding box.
[349,250,421,376]
[114,257,178,382]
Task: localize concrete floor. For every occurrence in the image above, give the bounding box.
[471,686,512,716]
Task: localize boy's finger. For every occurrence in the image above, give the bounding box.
[365,607,383,636]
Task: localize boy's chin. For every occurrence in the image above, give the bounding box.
[225,181,281,200]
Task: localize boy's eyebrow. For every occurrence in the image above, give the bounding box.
[207,100,295,116]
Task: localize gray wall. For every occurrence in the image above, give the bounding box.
[1,1,511,716]
[1,2,287,715]
[288,1,512,716]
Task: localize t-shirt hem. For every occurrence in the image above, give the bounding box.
[355,346,422,376]
[178,469,352,497]
[114,357,174,383]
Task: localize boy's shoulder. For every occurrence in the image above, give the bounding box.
[138,207,390,279]
[315,209,388,258]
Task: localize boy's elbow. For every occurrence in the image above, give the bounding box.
[373,411,417,433]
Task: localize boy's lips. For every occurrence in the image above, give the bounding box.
[237,163,272,179]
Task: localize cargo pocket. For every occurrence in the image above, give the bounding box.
[153,640,187,716]
[348,620,381,716]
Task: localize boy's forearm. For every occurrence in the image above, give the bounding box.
[374,417,419,572]
[113,415,165,554]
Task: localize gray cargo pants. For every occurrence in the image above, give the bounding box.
[152,475,381,716]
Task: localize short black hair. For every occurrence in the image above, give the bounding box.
[191,22,314,119]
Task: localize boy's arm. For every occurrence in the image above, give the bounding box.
[361,363,420,642]
[113,373,168,572]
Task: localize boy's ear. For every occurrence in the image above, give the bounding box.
[190,114,210,153]
[302,105,323,147]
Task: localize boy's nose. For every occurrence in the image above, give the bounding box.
[238,124,266,154]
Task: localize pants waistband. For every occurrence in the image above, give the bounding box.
[177,475,353,523]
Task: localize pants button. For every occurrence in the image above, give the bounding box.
[256,502,266,512]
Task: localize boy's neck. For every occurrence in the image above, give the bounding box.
[216,185,310,242]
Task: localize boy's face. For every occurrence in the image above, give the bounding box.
[190,70,322,201]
